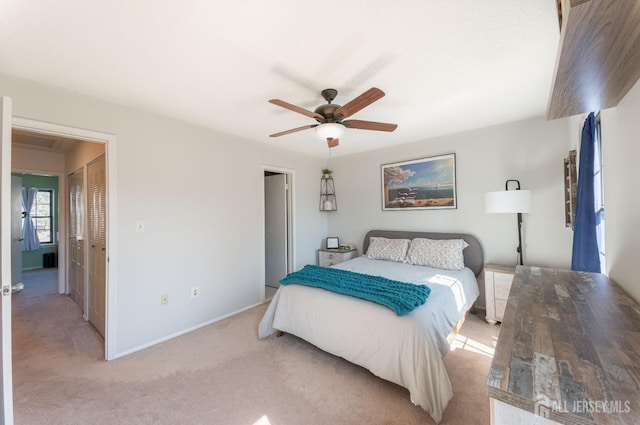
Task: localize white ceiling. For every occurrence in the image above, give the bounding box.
[0,0,560,158]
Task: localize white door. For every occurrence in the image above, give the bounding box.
[68,169,85,309]
[0,97,15,424]
[87,155,106,338]
[264,173,288,288]
[11,176,22,290]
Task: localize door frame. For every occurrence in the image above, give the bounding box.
[1,96,14,425]
[11,116,118,360]
[10,176,22,290]
[261,165,295,301]
[12,167,67,295]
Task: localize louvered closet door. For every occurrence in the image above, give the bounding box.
[87,155,106,338]
[68,168,85,310]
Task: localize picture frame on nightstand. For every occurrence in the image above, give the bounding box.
[326,237,339,249]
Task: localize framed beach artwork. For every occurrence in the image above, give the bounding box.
[381,153,457,210]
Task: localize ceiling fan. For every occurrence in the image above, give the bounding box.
[269,87,398,148]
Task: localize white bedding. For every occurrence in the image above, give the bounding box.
[258,256,479,423]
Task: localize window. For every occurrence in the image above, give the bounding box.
[30,189,54,244]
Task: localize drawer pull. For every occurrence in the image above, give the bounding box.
[328,254,333,259]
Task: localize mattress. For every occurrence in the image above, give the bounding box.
[258,256,480,422]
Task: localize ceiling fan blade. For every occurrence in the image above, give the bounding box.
[327,138,339,148]
[269,99,324,120]
[269,124,317,137]
[342,119,397,132]
[334,87,385,119]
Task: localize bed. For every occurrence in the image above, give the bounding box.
[258,230,484,423]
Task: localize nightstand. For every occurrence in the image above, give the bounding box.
[484,264,516,325]
[317,249,358,267]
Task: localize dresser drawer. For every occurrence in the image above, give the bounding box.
[494,299,508,321]
[493,272,514,300]
[319,251,339,267]
[317,249,357,267]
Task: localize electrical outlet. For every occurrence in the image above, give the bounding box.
[191,286,200,298]
[160,294,169,305]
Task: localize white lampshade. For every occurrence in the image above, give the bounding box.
[485,190,532,214]
[315,123,345,141]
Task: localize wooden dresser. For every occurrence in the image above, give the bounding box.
[487,266,640,425]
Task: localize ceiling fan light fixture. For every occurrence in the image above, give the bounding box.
[268,88,396,143]
[315,123,345,141]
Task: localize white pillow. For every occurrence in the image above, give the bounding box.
[405,238,469,270]
[366,237,411,262]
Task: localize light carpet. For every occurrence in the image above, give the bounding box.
[13,268,499,425]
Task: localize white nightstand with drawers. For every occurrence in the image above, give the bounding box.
[317,249,358,267]
[484,263,516,325]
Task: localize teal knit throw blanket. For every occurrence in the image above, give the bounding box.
[279,265,431,316]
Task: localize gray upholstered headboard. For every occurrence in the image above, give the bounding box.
[362,229,484,276]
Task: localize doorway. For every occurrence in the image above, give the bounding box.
[12,136,103,329]
[263,167,294,300]
[11,117,116,359]
[11,172,60,291]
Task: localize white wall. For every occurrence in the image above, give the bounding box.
[600,79,640,303]
[2,73,327,357]
[326,116,574,307]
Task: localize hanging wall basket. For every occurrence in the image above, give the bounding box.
[320,175,337,211]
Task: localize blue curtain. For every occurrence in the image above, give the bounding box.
[571,113,600,273]
[22,187,41,252]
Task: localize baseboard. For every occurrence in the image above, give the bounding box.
[110,301,264,360]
